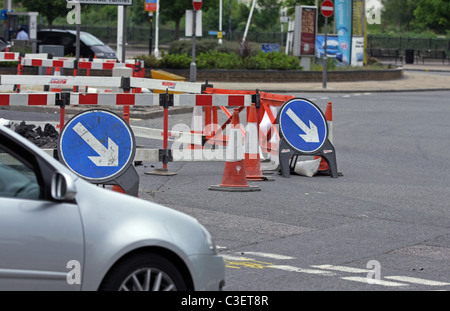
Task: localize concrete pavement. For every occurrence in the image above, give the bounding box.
[210,63,450,93]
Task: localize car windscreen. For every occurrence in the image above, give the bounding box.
[80,32,104,47]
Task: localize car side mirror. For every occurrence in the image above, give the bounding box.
[51,171,77,201]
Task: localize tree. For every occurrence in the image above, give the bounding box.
[414,0,450,34]
[21,0,68,29]
[253,0,283,31]
[380,0,417,32]
[160,0,192,40]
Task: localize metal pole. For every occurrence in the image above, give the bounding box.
[154,0,160,58]
[241,0,257,55]
[75,23,81,92]
[76,24,80,62]
[323,17,328,89]
[117,6,124,62]
[219,0,223,44]
[149,13,153,55]
[190,10,197,82]
[122,6,127,63]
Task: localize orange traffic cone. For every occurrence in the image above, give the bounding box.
[316,102,333,172]
[209,109,260,192]
[112,185,126,194]
[244,104,273,181]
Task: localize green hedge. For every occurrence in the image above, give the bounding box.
[134,38,301,71]
[135,51,301,71]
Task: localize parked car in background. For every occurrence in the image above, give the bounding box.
[37,29,117,59]
[0,37,11,52]
[0,124,225,291]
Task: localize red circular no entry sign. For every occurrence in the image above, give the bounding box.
[321,0,334,18]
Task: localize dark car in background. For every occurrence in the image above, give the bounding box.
[0,37,11,52]
[37,29,117,59]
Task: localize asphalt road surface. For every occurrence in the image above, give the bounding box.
[1,90,450,291]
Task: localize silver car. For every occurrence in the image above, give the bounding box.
[0,125,225,291]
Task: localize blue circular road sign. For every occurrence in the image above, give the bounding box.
[279,98,328,154]
[58,109,136,183]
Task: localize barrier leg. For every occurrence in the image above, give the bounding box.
[205,106,212,138]
[58,106,65,131]
[15,56,23,93]
[123,105,130,124]
[145,92,177,176]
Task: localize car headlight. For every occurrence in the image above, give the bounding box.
[95,52,105,58]
[200,224,218,254]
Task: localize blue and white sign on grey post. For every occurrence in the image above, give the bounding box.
[279,98,328,154]
[58,109,136,183]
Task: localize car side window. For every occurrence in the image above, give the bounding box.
[62,35,74,48]
[0,146,43,200]
[42,34,61,45]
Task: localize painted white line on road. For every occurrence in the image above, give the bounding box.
[270,265,335,276]
[385,276,450,287]
[342,276,408,287]
[312,264,370,274]
[240,252,295,260]
[221,255,255,261]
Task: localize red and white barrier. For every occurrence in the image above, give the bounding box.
[0,52,20,61]
[0,93,56,106]
[173,94,252,107]
[0,75,123,88]
[0,74,201,94]
[21,58,144,72]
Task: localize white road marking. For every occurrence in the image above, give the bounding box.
[385,276,450,287]
[221,249,450,288]
[342,276,408,287]
[221,255,255,261]
[239,252,295,260]
[270,265,335,276]
[312,264,370,274]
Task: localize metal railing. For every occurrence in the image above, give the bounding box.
[366,36,449,55]
[39,24,450,55]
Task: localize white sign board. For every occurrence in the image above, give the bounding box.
[185,10,203,37]
[73,0,133,5]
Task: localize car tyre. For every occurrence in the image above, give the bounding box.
[99,253,187,291]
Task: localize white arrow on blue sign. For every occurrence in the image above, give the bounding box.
[279,98,328,154]
[58,109,135,183]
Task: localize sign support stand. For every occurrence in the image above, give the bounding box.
[105,164,140,197]
[279,139,338,178]
[277,98,339,178]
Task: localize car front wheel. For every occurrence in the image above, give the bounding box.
[99,253,187,291]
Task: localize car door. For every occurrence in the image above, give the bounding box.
[0,131,84,291]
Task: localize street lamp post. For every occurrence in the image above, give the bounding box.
[190,9,197,82]
[190,0,202,82]
[149,12,153,55]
